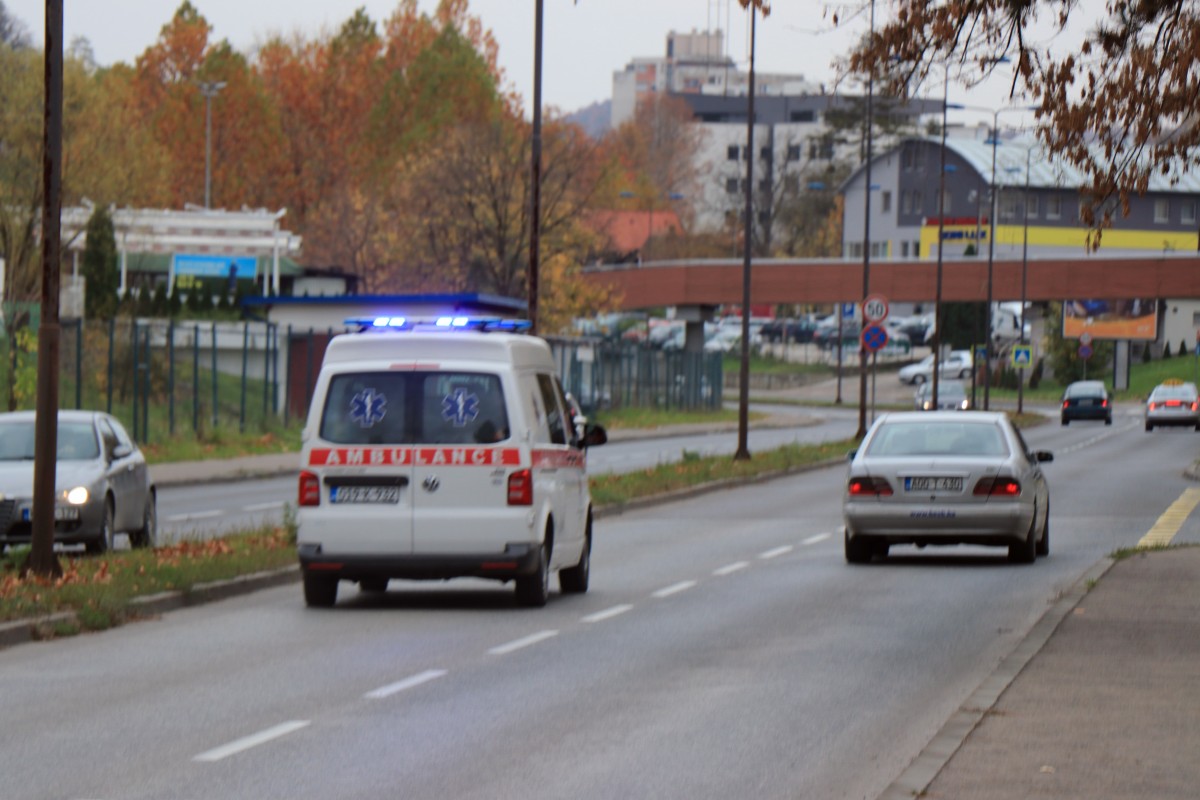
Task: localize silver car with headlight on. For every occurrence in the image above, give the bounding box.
[842,411,1052,564]
[0,410,156,553]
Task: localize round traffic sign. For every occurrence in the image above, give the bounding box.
[861,323,889,352]
[1079,331,1093,346]
[1078,344,1093,360]
[862,294,889,323]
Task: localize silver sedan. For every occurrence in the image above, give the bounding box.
[0,410,156,553]
[842,411,1052,563]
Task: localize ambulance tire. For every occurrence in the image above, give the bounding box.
[559,514,592,594]
[516,537,550,607]
[303,573,338,608]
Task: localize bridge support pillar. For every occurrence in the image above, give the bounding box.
[675,304,716,354]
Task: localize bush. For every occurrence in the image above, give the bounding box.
[1164,340,1173,358]
[1029,357,1044,389]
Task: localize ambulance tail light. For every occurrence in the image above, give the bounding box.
[299,470,321,506]
[507,469,533,506]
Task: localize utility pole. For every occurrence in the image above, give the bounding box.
[28,0,64,579]
[527,0,543,333]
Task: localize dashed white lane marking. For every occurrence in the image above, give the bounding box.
[759,545,794,560]
[802,533,831,546]
[194,720,310,762]
[582,604,634,623]
[166,510,222,522]
[652,580,697,598]
[364,669,448,699]
[244,501,285,512]
[488,630,558,655]
[713,561,750,576]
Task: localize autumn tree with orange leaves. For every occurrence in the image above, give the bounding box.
[844,0,1200,244]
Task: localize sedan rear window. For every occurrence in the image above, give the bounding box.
[866,422,1009,457]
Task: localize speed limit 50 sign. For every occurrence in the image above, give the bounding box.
[862,294,889,323]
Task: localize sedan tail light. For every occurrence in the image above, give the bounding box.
[299,470,321,506]
[973,477,1021,496]
[848,476,893,497]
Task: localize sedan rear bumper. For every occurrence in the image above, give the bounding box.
[844,500,1033,545]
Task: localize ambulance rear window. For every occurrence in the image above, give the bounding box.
[320,371,509,445]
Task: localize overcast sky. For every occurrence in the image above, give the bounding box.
[6,0,1037,126]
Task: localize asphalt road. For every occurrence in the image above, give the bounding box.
[4,407,1199,799]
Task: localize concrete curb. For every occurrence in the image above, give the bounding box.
[0,565,300,652]
[876,556,1116,800]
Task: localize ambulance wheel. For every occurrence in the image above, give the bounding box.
[559,515,592,594]
[516,539,550,607]
[303,574,338,608]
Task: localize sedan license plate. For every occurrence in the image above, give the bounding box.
[905,476,963,492]
[21,506,80,522]
[330,485,401,504]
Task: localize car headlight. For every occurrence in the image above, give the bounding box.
[65,486,89,505]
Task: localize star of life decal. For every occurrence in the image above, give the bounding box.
[349,388,388,428]
[442,388,480,427]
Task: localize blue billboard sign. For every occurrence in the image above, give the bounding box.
[172,254,257,279]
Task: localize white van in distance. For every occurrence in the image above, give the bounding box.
[296,316,607,608]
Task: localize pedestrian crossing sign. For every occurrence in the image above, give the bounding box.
[1011,345,1033,368]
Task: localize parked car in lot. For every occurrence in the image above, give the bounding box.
[914,380,970,411]
[1060,380,1113,426]
[759,318,818,344]
[1144,379,1200,431]
[842,411,1053,564]
[898,351,973,385]
[813,320,861,350]
[0,410,157,553]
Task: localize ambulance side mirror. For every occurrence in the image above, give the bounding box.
[581,423,607,448]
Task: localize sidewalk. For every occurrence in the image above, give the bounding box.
[881,547,1200,799]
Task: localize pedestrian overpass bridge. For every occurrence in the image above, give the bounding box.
[581,253,1200,311]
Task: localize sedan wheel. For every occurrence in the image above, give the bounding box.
[85,498,115,555]
[1008,511,1038,564]
[1036,509,1050,557]
[844,529,874,564]
[132,492,157,549]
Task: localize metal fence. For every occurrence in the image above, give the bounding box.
[0,321,723,444]
[548,338,724,414]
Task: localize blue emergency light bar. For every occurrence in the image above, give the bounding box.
[347,316,533,333]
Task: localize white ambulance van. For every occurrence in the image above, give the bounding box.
[296,317,607,608]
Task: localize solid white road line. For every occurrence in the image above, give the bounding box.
[759,545,794,560]
[244,501,285,512]
[652,580,697,598]
[713,561,749,576]
[582,604,634,623]
[488,630,559,655]
[364,669,448,700]
[802,533,831,546]
[194,720,310,762]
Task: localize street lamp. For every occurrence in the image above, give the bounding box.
[198,80,226,209]
[1017,144,1033,413]
[856,0,877,440]
[735,2,758,461]
[932,63,952,410]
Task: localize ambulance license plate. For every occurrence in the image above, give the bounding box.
[330,485,401,504]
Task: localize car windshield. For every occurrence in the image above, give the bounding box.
[0,420,100,461]
[865,421,1008,457]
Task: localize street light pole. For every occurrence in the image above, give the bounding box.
[199,80,225,210]
[984,108,1000,411]
[856,0,876,440]
[735,3,757,461]
[1018,144,1032,414]
[932,64,950,409]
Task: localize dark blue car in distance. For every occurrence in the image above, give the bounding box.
[1061,380,1112,425]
